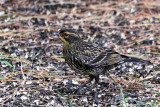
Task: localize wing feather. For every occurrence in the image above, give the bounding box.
[73,41,123,67]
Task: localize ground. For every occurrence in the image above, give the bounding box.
[0,0,160,106]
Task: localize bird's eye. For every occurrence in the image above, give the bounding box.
[60,32,69,38]
[64,33,70,38]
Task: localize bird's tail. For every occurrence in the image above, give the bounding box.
[122,55,151,64]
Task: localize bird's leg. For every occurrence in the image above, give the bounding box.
[74,75,94,94]
[93,75,99,104]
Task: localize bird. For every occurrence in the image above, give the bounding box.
[57,28,150,103]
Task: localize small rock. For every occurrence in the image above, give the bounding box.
[20,95,28,100]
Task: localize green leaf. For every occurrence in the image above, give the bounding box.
[0,60,13,67]
[121,89,128,107]
[0,52,7,57]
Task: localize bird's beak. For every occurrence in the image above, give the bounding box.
[58,35,65,43]
[50,30,68,44]
[57,30,68,44]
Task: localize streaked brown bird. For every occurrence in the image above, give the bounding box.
[57,28,150,103]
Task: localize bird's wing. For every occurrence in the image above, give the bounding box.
[75,42,123,67]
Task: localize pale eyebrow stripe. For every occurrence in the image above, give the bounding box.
[64,32,73,34]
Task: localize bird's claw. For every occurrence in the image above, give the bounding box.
[93,96,99,104]
[73,89,80,94]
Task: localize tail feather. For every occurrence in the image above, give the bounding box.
[122,55,151,64]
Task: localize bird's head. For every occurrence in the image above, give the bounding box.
[58,29,81,45]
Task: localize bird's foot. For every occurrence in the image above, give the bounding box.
[93,92,99,104]
[73,88,80,94]
[93,83,99,104]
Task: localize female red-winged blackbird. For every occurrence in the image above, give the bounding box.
[58,28,150,103]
